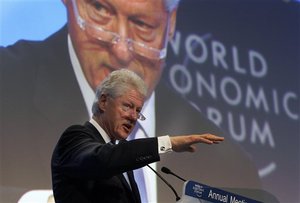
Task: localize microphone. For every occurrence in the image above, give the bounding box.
[147,165,180,201]
[161,166,186,182]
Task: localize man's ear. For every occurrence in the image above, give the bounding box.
[168,9,178,40]
[98,94,108,112]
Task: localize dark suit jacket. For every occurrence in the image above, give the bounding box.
[0,25,262,203]
[51,121,159,203]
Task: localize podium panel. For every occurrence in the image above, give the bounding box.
[178,181,278,203]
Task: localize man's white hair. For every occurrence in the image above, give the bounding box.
[92,69,147,115]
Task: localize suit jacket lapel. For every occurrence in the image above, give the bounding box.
[115,172,141,203]
[117,174,131,191]
[127,170,141,203]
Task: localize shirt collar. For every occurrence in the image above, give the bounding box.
[89,118,111,144]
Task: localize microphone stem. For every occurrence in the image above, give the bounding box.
[147,165,181,201]
[161,166,187,182]
[171,172,186,182]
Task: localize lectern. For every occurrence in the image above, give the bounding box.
[177,180,278,203]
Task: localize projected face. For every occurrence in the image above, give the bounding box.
[63,0,177,99]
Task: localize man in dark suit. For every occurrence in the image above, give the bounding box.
[0,0,262,202]
[51,69,224,203]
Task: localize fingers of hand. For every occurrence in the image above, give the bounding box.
[171,134,224,152]
[204,134,224,142]
[191,134,224,145]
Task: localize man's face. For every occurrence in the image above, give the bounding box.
[64,0,177,99]
[99,89,145,140]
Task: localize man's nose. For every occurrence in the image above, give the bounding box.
[111,36,134,66]
[126,109,139,121]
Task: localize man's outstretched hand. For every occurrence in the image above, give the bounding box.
[170,134,225,152]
